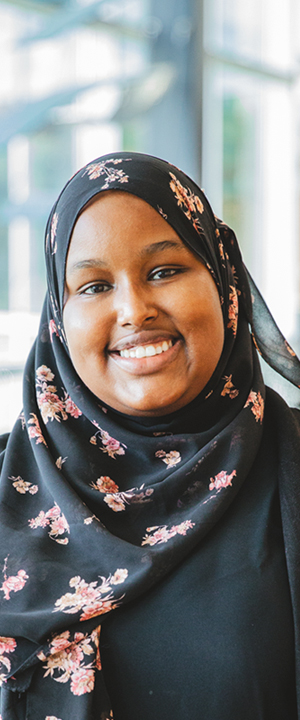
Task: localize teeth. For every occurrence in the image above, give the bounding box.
[120,339,173,359]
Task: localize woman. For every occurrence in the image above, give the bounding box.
[0,151,299,720]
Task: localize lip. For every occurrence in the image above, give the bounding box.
[108,330,179,353]
[109,337,182,375]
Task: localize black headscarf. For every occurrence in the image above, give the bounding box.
[0,152,300,719]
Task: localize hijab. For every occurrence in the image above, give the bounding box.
[0,151,300,719]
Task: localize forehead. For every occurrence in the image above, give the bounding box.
[67,190,187,260]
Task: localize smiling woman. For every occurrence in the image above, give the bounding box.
[63,191,224,415]
[0,152,300,720]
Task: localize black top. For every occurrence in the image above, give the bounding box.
[100,408,297,719]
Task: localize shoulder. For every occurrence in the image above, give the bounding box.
[265,386,300,420]
[264,387,300,447]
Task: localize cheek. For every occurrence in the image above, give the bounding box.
[184,290,224,374]
[181,285,224,341]
[63,302,108,360]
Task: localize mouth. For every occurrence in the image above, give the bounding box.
[119,338,173,359]
[108,336,181,375]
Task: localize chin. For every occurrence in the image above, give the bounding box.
[119,391,190,417]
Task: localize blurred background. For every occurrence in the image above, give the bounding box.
[0,0,300,432]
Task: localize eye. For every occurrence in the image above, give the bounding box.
[149,267,184,281]
[80,282,112,295]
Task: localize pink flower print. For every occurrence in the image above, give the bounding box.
[86,163,106,179]
[0,636,17,685]
[29,510,49,529]
[209,469,236,491]
[54,580,99,615]
[40,628,102,697]
[41,645,80,679]
[55,456,67,470]
[38,389,67,424]
[91,476,119,494]
[49,631,71,654]
[36,365,55,382]
[221,375,239,399]
[74,632,85,643]
[67,644,85,671]
[45,717,63,720]
[148,526,175,544]
[169,172,204,232]
[46,504,61,518]
[169,174,188,206]
[174,520,195,535]
[111,568,128,585]
[35,367,82,425]
[101,431,125,457]
[10,475,39,495]
[83,158,131,187]
[91,477,153,512]
[49,319,59,341]
[90,425,126,458]
[70,666,95,695]
[141,520,195,546]
[80,599,117,622]
[244,390,264,424]
[50,516,68,537]
[64,395,82,418]
[0,560,29,600]
[155,449,181,468]
[227,285,238,336]
[0,637,17,655]
[169,173,204,216]
[53,570,127,621]
[29,503,70,544]
[103,494,126,512]
[219,241,225,261]
[84,515,98,525]
[27,413,47,445]
[194,195,204,213]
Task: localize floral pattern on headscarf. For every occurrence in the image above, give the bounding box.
[1,151,300,720]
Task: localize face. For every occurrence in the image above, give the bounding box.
[63,191,224,416]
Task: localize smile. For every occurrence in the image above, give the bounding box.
[109,338,181,376]
[119,340,173,359]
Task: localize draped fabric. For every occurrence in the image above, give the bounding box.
[0,152,300,719]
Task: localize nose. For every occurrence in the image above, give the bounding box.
[115,282,158,327]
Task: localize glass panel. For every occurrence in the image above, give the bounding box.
[223,90,257,269]
[30,126,72,193]
[202,59,298,341]
[206,0,295,71]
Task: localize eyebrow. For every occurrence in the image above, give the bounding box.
[140,240,184,257]
[68,240,185,273]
